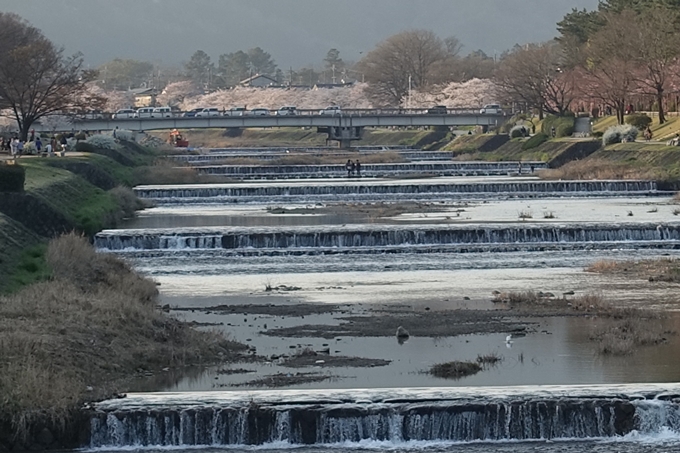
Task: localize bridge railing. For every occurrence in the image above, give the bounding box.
[65,107,505,122]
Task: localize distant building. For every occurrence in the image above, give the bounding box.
[129,87,158,107]
[239,74,278,88]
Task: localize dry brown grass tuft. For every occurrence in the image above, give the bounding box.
[592,317,673,355]
[430,360,482,379]
[585,258,680,283]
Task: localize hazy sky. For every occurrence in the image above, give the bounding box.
[0,0,599,69]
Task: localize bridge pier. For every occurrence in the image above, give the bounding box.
[318,125,364,148]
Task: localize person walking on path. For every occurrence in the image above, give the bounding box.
[59,135,68,156]
[10,138,18,158]
[35,137,42,155]
[345,159,353,177]
[16,140,24,158]
[355,160,362,178]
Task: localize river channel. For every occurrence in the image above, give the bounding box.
[93,168,680,451]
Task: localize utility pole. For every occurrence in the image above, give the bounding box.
[408,74,412,109]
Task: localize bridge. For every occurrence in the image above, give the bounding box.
[34,108,507,147]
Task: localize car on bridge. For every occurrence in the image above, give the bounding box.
[226,107,247,116]
[182,108,204,118]
[151,107,173,118]
[426,105,447,115]
[195,108,221,118]
[319,106,342,116]
[112,109,136,119]
[133,107,155,118]
[480,104,503,115]
[276,106,298,116]
[251,108,270,116]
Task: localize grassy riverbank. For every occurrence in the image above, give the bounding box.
[0,141,249,450]
[0,234,246,450]
[148,127,452,149]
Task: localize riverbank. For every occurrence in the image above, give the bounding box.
[0,141,250,450]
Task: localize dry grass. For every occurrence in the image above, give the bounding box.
[592,317,672,356]
[586,260,622,273]
[492,290,614,314]
[518,210,533,220]
[430,360,482,379]
[674,192,680,203]
[539,158,660,181]
[585,258,680,283]
[476,352,503,365]
[0,233,245,445]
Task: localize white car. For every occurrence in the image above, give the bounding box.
[133,107,154,118]
[319,106,342,116]
[195,108,221,117]
[151,107,173,118]
[226,107,247,117]
[480,104,503,115]
[113,109,136,119]
[276,106,297,116]
[251,108,270,116]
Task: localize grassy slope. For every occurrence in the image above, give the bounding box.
[0,144,157,293]
[149,128,447,148]
[442,134,494,152]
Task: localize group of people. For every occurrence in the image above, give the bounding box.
[345,159,362,177]
[1,134,69,158]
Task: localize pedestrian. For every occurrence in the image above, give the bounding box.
[350,160,356,177]
[518,161,522,174]
[45,141,53,157]
[59,135,68,156]
[530,164,535,173]
[550,126,556,138]
[10,138,18,158]
[16,140,24,158]
[35,137,42,155]
[345,159,353,177]
[50,137,57,156]
[355,160,362,178]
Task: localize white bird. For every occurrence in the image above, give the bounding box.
[505,335,514,348]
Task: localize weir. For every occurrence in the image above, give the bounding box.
[94,222,680,252]
[193,161,548,179]
[88,384,680,448]
[134,180,659,204]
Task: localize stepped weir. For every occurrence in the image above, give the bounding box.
[95,222,680,253]
[88,384,680,448]
[134,180,659,205]
[193,161,548,179]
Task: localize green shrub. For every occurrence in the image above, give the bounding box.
[522,132,549,150]
[625,114,652,130]
[603,125,638,145]
[74,142,96,152]
[74,133,87,141]
[541,115,575,138]
[510,125,529,138]
[0,164,25,192]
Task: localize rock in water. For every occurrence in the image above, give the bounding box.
[396,326,410,339]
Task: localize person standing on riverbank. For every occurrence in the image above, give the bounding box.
[356,160,362,177]
[346,159,353,177]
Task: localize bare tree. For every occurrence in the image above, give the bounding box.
[0,13,101,140]
[357,30,450,106]
[633,7,680,124]
[579,10,640,124]
[494,42,575,118]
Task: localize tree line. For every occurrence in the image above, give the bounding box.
[5,2,675,139]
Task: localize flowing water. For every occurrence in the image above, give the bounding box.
[93,170,680,451]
